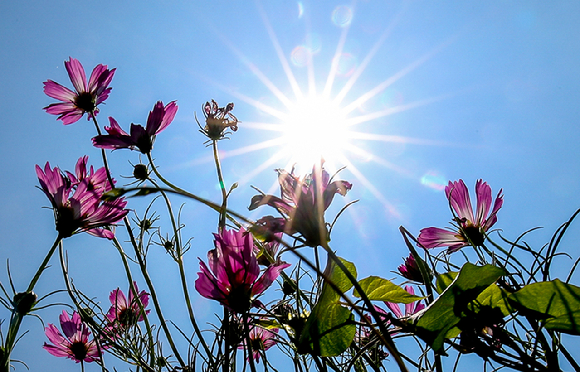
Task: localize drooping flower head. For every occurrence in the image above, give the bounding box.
[105,282,150,333]
[36,156,128,239]
[92,100,178,154]
[43,310,101,363]
[44,57,115,125]
[238,324,279,363]
[249,164,352,247]
[195,227,290,313]
[418,179,503,253]
[197,99,238,141]
[397,254,432,284]
[384,286,425,319]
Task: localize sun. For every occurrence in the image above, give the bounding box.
[279,95,351,174]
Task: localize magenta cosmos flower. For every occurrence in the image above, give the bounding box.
[239,325,279,363]
[195,227,290,313]
[105,282,150,333]
[384,286,425,319]
[92,100,177,154]
[36,156,128,239]
[43,310,101,363]
[418,179,503,252]
[249,165,352,247]
[44,57,115,125]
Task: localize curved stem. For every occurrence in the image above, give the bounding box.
[1,235,62,371]
[149,179,213,362]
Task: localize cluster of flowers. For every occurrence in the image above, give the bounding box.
[37,57,506,367]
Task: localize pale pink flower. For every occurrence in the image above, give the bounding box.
[418,179,503,252]
[92,101,177,154]
[105,282,150,332]
[43,310,101,363]
[195,227,290,313]
[36,156,128,239]
[239,325,279,363]
[44,57,115,125]
[249,165,352,247]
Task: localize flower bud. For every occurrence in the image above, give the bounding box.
[14,291,37,316]
[133,163,149,181]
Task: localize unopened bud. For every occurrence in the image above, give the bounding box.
[14,291,37,316]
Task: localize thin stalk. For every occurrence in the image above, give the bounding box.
[111,237,156,366]
[320,242,408,372]
[1,235,62,372]
[149,179,213,362]
[243,313,258,372]
[212,140,228,231]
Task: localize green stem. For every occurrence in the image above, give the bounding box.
[150,179,213,362]
[1,235,62,371]
[212,140,228,231]
[320,242,408,372]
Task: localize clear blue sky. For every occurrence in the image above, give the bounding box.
[1,1,579,370]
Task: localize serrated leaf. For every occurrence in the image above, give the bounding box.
[413,263,506,353]
[353,276,422,304]
[318,257,357,305]
[508,279,580,335]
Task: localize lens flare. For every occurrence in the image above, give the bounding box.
[331,5,353,27]
[421,171,447,191]
[291,45,310,67]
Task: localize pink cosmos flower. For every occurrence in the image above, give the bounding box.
[254,232,282,266]
[36,156,128,239]
[195,227,290,313]
[43,310,101,363]
[418,179,503,253]
[238,325,279,363]
[44,57,115,125]
[249,165,352,247]
[92,101,177,154]
[384,286,425,319]
[105,282,150,333]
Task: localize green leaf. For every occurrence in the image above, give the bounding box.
[414,263,506,353]
[296,256,357,356]
[102,187,128,201]
[435,271,458,294]
[508,279,580,335]
[474,284,513,317]
[353,276,423,304]
[318,257,357,305]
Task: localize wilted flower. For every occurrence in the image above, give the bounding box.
[249,165,352,247]
[44,57,115,125]
[384,286,425,319]
[36,156,128,239]
[197,99,238,141]
[105,282,150,333]
[43,310,101,363]
[239,324,279,363]
[195,227,290,313]
[418,179,503,252]
[92,100,178,153]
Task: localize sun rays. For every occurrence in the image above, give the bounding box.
[191,1,452,219]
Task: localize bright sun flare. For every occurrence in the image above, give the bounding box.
[280,96,350,173]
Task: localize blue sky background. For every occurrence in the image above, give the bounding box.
[1,1,580,370]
